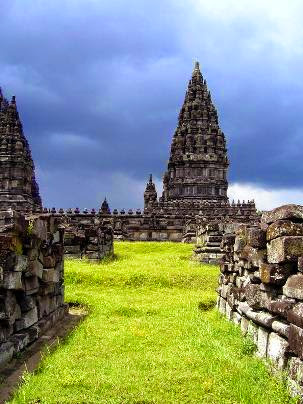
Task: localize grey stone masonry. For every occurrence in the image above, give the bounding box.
[0,88,42,213]
[0,210,67,369]
[217,204,303,398]
[62,213,114,261]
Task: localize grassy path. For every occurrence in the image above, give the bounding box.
[10,242,295,403]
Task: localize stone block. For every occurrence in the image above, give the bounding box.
[43,255,56,268]
[0,341,14,368]
[218,297,226,315]
[18,295,36,312]
[86,244,99,251]
[28,259,43,278]
[289,324,303,359]
[240,316,249,334]
[240,246,266,267]
[3,271,23,290]
[267,332,288,369]
[15,306,38,331]
[247,228,266,248]
[271,320,289,338]
[244,284,262,309]
[225,302,232,320]
[64,245,81,254]
[283,274,303,300]
[268,299,295,319]
[298,256,303,272]
[14,255,28,272]
[42,268,59,283]
[268,236,303,263]
[257,326,269,358]
[260,262,293,285]
[267,220,303,241]
[288,357,303,386]
[262,204,303,224]
[247,321,258,344]
[288,303,303,328]
[232,311,242,325]
[24,276,39,294]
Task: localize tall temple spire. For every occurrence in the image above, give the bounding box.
[0,88,42,212]
[161,62,228,203]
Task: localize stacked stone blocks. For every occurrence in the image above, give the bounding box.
[217,204,303,394]
[62,214,113,261]
[0,210,67,368]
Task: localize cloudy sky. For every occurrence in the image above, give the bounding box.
[1,0,303,210]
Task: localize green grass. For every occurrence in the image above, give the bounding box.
[9,242,296,403]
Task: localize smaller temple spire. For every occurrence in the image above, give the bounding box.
[144,174,157,211]
[100,197,111,215]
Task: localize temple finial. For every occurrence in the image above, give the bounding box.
[149,174,153,183]
[193,61,200,73]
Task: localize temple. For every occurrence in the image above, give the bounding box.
[0,88,42,212]
[0,62,258,241]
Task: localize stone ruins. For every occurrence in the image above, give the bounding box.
[1,63,303,395]
[218,204,303,395]
[0,210,67,367]
[33,62,258,243]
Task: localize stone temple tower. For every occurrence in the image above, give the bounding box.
[161,62,229,203]
[0,88,42,212]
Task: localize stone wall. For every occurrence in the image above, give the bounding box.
[0,210,67,368]
[217,204,303,396]
[61,214,114,261]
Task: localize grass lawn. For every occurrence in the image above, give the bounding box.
[9,242,296,403]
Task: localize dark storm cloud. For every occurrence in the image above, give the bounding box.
[0,0,303,208]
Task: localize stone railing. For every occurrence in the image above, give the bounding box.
[217,204,303,396]
[0,210,67,368]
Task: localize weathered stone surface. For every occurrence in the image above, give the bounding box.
[288,303,303,328]
[28,260,43,278]
[14,255,28,272]
[298,256,303,272]
[240,316,249,334]
[15,307,38,331]
[283,274,303,300]
[218,297,226,315]
[268,236,303,263]
[0,342,14,367]
[240,246,266,267]
[267,332,288,369]
[260,263,292,285]
[42,268,59,283]
[268,299,295,318]
[257,326,269,357]
[244,284,263,309]
[262,204,303,225]
[288,357,303,385]
[247,321,258,344]
[289,324,303,359]
[267,220,303,241]
[3,271,23,290]
[247,228,266,248]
